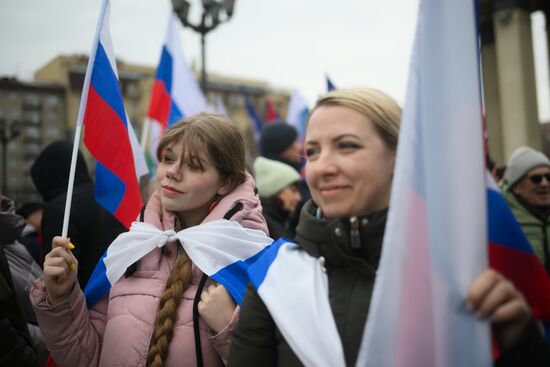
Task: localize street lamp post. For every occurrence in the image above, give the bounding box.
[0,117,21,196]
[171,0,236,93]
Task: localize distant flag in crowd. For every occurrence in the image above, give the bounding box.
[75,0,148,229]
[245,96,263,143]
[265,97,280,122]
[142,12,209,174]
[214,95,229,116]
[326,75,336,91]
[286,90,309,141]
[487,175,550,340]
[357,0,491,366]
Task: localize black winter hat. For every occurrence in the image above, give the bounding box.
[30,140,92,202]
[16,202,45,219]
[260,122,298,157]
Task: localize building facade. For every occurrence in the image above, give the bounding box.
[1,54,289,203]
[480,0,549,164]
[0,77,66,203]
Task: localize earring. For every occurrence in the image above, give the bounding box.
[208,194,221,213]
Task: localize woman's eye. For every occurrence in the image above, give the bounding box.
[162,155,174,163]
[184,161,201,170]
[304,147,319,158]
[339,142,360,150]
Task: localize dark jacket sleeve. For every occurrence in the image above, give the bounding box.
[228,284,278,367]
[0,316,41,367]
[496,318,550,367]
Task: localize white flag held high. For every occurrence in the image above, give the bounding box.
[357,0,491,366]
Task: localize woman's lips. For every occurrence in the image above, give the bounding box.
[319,185,348,198]
[162,185,183,195]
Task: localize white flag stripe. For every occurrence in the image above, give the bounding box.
[103,220,272,286]
[258,242,346,367]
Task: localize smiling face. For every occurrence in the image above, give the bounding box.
[156,141,229,227]
[512,166,550,208]
[305,105,396,219]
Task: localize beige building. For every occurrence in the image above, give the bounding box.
[480,0,549,164]
[0,77,66,203]
[33,54,289,153]
[1,54,289,202]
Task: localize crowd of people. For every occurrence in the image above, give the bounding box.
[1,88,549,366]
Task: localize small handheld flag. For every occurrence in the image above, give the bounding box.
[62,0,147,233]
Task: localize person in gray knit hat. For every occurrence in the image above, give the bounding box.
[503,146,550,275]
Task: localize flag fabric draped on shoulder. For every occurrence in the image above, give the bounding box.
[357,0,491,366]
[248,239,346,367]
[84,220,273,307]
[80,0,147,229]
[487,175,550,338]
[144,12,210,169]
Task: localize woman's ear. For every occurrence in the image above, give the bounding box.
[217,176,234,196]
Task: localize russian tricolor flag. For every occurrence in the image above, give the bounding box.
[357,0,492,366]
[79,0,147,229]
[487,176,550,339]
[144,12,210,171]
[286,90,309,142]
[265,98,280,122]
[245,96,263,144]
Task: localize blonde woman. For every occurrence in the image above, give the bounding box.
[229,89,548,366]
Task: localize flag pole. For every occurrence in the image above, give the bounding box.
[140,118,151,154]
[61,0,109,237]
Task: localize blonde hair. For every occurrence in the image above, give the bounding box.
[147,113,247,366]
[311,88,402,150]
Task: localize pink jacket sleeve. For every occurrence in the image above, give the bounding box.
[30,277,108,367]
[210,306,240,365]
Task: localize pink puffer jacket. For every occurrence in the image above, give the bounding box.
[30,175,267,367]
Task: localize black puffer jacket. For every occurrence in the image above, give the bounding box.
[0,196,47,367]
[30,141,126,286]
[260,197,296,241]
[229,200,550,366]
[229,200,385,366]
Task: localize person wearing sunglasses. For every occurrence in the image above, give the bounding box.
[503,146,550,275]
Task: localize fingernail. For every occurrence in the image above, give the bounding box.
[70,263,76,270]
[68,242,75,250]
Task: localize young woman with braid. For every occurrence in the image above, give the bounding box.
[30,114,268,367]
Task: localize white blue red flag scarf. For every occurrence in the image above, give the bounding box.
[84,220,273,307]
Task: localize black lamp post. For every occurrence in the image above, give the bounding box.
[0,117,21,196]
[171,0,236,93]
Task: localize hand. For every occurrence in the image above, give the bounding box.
[43,236,78,305]
[467,269,532,352]
[198,283,236,334]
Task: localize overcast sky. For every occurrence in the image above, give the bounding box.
[1,0,549,121]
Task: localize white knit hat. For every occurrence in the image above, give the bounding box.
[506,146,550,187]
[253,157,301,197]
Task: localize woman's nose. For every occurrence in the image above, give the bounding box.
[166,164,182,180]
[315,151,338,175]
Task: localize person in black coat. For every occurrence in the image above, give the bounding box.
[30,140,126,286]
[0,194,47,367]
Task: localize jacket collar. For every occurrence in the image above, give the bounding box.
[295,200,387,277]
